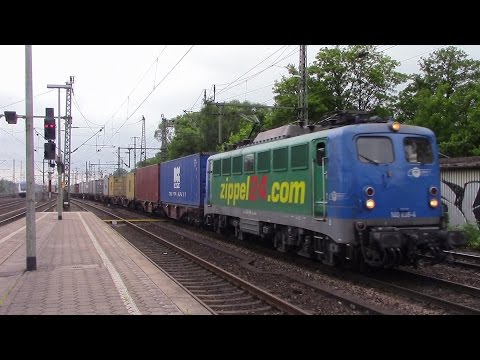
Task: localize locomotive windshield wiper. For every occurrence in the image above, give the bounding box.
[358,153,379,165]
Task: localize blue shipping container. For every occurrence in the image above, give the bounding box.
[160,153,210,207]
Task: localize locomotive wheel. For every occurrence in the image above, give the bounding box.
[213,217,220,234]
[274,228,288,253]
[214,216,225,235]
[235,225,245,240]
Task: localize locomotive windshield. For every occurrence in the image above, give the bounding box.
[356,137,394,164]
[404,137,433,164]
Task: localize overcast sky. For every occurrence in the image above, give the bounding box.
[1,45,480,185]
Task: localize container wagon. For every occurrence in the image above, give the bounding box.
[135,164,161,213]
[124,172,135,207]
[160,153,210,224]
[108,175,126,205]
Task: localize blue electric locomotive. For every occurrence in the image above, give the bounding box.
[205,111,466,268]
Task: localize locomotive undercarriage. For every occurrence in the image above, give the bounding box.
[205,214,466,269]
[356,226,466,268]
[206,214,351,267]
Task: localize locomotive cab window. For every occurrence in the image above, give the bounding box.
[404,137,433,164]
[356,136,394,164]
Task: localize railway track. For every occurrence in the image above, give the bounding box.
[74,198,480,315]
[445,250,480,271]
[72,199,309,315]
[0,199,25,211]
[355,268,480,314]
[73,199,396,315]
[269,255,480,315]
[0,199,56,226]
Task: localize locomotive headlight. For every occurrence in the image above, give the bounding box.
[365,199,375,209]
[429,198,439,208]
[429,186,438,196]
[390,121,401,132]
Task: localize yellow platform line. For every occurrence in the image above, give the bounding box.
[103,219,166,222]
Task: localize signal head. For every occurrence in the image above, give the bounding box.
[4,111,18,124]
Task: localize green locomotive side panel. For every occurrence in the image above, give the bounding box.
[210,171,312,215]
[208,135,328,217]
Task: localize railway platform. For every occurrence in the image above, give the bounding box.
[0,211,212,315]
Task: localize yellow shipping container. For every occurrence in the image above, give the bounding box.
[125,172,135,200]
[108,175,126,197]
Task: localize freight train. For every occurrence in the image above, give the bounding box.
[73,111,466,268]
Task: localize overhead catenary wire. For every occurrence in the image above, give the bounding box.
[0,89,55,110]
[215,46,289,97]
[102,45,169,133]
[216,47,295,96]
[72,93,103,129]
[72,127,104,153]
[104,45,195,146]
[79,46,195,166]
[213,46,288,88]
[378,45,398,53]
[69,45,462,171]
[228,45,423,106]
[399,46,447,64]
[220,83,275,102]
[187,89,205,112]
[68,47,172,163]
[1,45,170,177]
[0,126,25,146]
[215,47,299,101]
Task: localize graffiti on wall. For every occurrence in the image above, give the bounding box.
[442,179,480,228]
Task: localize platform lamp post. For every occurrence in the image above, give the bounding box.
[47,82,72,220]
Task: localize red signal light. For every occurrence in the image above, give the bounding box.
[44,119,56,140]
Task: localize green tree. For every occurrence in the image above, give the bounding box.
[397,46,480,156]
[417,46,480,97]
[222,108,268,150]
[0,178,15,193]
[267,64,305,129]
[166,112,202,159]
[143,46,409,163]
[164,100,267,160]
[137,154,162,167]
[112,168,128,176]
[269,45,407,127]
[438,83,480,156]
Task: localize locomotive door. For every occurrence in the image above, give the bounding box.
[313,140,327,219]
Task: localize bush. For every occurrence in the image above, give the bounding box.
[457,223,480,250]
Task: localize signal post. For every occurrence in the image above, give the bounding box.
[1,48,73,269]
[47,82,72,220]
